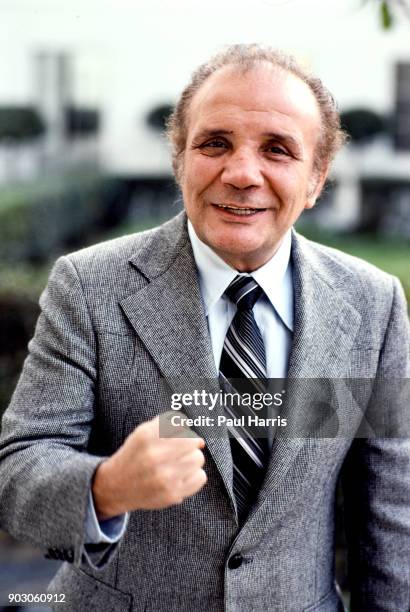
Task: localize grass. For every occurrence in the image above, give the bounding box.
[0,263,51,300]
[0,171,103,212]
[0,217,169,300]
[298,226,410,305]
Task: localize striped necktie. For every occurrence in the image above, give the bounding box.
[219,275,270,521]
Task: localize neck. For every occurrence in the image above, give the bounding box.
[213,244,283,273]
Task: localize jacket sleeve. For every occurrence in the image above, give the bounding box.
[342,276,410,611]
[0,255,120,570]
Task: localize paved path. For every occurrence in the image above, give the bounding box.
[0,532,60,610]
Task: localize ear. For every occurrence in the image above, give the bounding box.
[174,155,184,186]
[305,163,330,210]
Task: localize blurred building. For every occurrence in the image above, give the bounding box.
[0,0,409,232]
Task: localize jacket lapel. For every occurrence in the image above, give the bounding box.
[287,231,362,379]
[119,213,236,513]
[248,231,362,521]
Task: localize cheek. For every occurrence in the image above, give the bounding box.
[265,167,293,194]
[189,155,221,186]
[272,170,310,207]
[181,161,210,214]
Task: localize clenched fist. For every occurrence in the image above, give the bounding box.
[92,413,207,519]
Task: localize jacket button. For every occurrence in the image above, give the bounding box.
[228,553,243,569]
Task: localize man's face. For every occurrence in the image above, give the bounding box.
[180,64,328,271]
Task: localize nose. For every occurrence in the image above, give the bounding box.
[220,148,264,189]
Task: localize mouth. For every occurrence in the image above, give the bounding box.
[212,203,267,216]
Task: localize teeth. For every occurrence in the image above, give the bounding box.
[216,204,263,215]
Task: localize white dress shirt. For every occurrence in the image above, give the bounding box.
[187,220,294,377]
[86,220,294,543]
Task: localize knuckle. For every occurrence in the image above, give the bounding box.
[163,478,183,504]
[193,437,204,448]
[144,444,156,463]
[134,423,151,444]
[152,463,167,484]
[156,467,175,494]
[170,491,184,505]
[143,442,163,467]
[194,449,205,466]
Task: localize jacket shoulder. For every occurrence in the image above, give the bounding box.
[42,214,187,306]
[295,233,396,294]
[59,213,186,279]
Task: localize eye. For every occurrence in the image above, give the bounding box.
[201,139,228,149]
[197,139,229,156]
[266,144,288,156]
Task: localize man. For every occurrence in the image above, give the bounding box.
[0,44,409,612]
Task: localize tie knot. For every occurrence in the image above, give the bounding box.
[225,275,263,311]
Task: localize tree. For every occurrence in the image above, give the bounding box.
[0,107,45,143]
[0,107,46,183]
[365,0,410,29]
[340,108,386,144]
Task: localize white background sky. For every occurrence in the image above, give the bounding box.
[0,0,409,172]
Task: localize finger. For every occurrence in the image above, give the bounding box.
[167,436,205,459]
[180,468,208,498]
[156,417,205,450]
[134,417,205,455]
[158,410,207,438]
[166,450,205,482]
[151,413,205,445]
[176,448,205,475]
[148,438,205,465]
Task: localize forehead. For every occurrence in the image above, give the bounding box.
[187,63,321,144]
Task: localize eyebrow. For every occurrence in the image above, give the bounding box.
[191,129,234,142]
[191,128,303,157]
[262,132,303,154]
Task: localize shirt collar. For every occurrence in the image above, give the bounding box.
[187,220,293,331]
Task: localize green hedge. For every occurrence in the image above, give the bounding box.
[0,106,45,142]
[0,293,41,418]
[0,173,106,262]
[297,224,410,307]
[65,106,100,138]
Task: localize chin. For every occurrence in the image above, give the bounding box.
[214,240,267,264]
[223,234,267,253]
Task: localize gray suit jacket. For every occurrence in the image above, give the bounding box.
[0,212,409,612]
